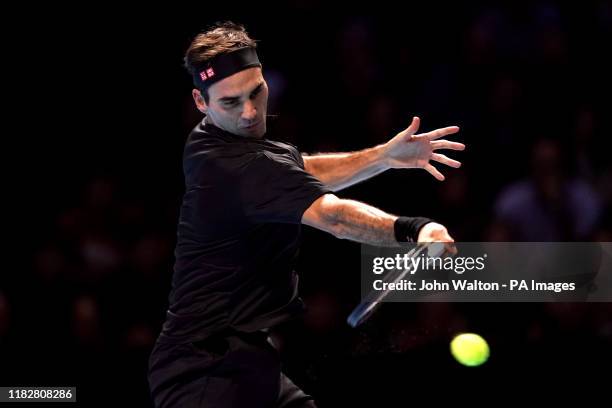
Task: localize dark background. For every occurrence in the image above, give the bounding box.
[4,1,612,406]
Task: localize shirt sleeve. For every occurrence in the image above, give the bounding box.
[238,150,332,224]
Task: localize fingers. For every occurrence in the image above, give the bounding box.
[417,223,456,247]
[414,126,460,141]
[431,140,465,151]
[444,242,458,255]
[425,163,445,181]
[432,229,454,242]
[431,153,461,168]
[402,116,421,138]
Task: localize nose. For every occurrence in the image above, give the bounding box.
[241,100,257,121]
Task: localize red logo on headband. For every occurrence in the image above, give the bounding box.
[199,68,216,82]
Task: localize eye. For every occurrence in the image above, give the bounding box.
[223,100,238,108]
[250,87,262,98]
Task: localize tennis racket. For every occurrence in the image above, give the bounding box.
[347,241,453,328]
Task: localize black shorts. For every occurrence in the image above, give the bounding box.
[148,330,316,408]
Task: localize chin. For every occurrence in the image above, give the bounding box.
[242,123,266,138]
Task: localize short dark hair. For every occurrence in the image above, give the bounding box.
[184,21,257,103]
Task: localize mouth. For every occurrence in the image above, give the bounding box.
[241,120,260,130]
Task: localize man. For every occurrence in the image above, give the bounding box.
[148,22,465,407]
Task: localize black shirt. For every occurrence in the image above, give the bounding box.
[159,120,331,343]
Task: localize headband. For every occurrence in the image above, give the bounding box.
[193,47,261,91]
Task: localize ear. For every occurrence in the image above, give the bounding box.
[192,89,208,113]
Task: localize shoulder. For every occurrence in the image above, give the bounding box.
[261,139,304,169]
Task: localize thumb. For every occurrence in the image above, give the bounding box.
[403,116,420,138]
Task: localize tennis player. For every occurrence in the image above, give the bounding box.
[148,21,465,407]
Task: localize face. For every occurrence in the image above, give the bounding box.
[192,67,268,138]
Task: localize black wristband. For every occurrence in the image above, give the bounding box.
[394,216,433,242]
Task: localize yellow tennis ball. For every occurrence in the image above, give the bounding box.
[450,333,490,366]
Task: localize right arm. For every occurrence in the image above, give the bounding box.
[302,194,455,246]
[301,194,400,246]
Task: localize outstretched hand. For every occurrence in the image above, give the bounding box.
[382,116,465,181]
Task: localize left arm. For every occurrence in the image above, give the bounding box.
[302,145,389,191]
[303,116,465,191]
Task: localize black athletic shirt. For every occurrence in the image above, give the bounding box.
[159,119,331,344]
